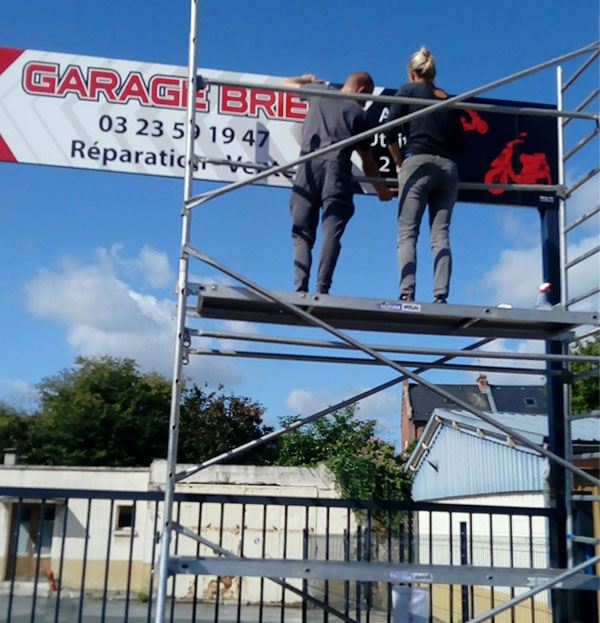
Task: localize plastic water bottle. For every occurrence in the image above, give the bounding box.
[534,282,552,309]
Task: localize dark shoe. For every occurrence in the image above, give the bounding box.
[433,295,447,304]
[400,293,415,302]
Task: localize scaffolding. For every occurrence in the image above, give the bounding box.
[153,3,599,621]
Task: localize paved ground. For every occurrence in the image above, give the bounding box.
[1,594,399,623]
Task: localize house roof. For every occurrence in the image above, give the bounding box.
[406,383,547,424]
[407,408,599,469]
[489,386,548,413]
[405,408,599,501]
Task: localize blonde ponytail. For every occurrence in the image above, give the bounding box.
[408,47,436,81]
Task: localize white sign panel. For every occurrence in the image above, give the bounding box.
[0,47,560,207]
[0,46,333,187]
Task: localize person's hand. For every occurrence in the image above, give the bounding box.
[376,186,394,202]
[300,74,324,84]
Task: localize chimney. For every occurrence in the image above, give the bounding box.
[476,375,498,412]
[3,448,18,466]
[476,374,489,392]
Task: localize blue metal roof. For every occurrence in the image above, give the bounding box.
[404,408,600,501]
[407,408,599,501]
[408,418,547,501]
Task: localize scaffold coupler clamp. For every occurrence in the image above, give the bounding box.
[560,368,574,384]
[182,328,191,365]
[555,184,569,200]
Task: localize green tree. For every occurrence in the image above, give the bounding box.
[178,384,276,465]
[28,356,172,466]
[570,334,600,414]
[0,402,33,459]
[276,406,411,502]
[276,405,375,467]
[331,436,412,502]
[12,356,276,467]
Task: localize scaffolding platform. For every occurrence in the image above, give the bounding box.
[189,284,599,340]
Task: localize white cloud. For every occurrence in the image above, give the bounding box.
[464,339,546,386]
[217,320,262,351]
[0,378,40,413]
[478,245,542,308]
[138,246,175,288]
[478,234,599,310]
[563,236,600,312]
[566,166,600,231]
[96,244,174,289]
[285,388,340,416]
[188,272,235,287]
[284,385,402,443]
[347,384,402,417]
[498,211,539,247]
[22,247,241,387]
[222,320,260,334]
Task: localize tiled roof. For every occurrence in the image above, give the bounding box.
[406,383,547,423]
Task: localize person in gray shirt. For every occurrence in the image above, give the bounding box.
[282,72,393,295]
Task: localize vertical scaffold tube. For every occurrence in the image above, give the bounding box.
[556,66,568,308]
[154,1,200,622]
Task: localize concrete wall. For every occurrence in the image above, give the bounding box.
[150,461,347,602]
[0,461,351,603]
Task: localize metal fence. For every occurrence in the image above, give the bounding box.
[0,487,558,623]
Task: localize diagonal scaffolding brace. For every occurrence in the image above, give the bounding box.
[182,242,600,489]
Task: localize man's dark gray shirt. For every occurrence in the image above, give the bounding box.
[299,83,372,170]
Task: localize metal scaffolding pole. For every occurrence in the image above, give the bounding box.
[190,329,599,363]
[201,75,600,121]
[154,1,199,621]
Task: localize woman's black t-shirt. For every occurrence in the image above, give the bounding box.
[384,82,464,160]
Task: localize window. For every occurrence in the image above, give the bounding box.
[524,397,537,407]
[40,507,55,555]
[116,505,133,530]
[13,504,55,559]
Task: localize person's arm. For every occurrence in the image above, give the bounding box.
[358,149,394,202]
[281,74,324,89]
[387,141,404,170]
[384,89,408,171]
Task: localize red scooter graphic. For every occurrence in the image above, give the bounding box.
[484,132,552,195]
[461,109,488,134]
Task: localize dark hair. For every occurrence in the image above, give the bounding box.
[347,71,374,93]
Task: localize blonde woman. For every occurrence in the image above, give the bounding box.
[385,48,463,303]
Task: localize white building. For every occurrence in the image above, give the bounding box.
[404,408,600,623]
[0,459,346,604]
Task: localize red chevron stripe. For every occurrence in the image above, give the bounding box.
[0,133,17,162]
[0,47,25,76]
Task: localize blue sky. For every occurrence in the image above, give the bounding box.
[1,1,598,446]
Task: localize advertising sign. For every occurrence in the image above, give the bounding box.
[367,90,558,208]
[0,47,557,207]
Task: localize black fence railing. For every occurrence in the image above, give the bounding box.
[0,487,556,623]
